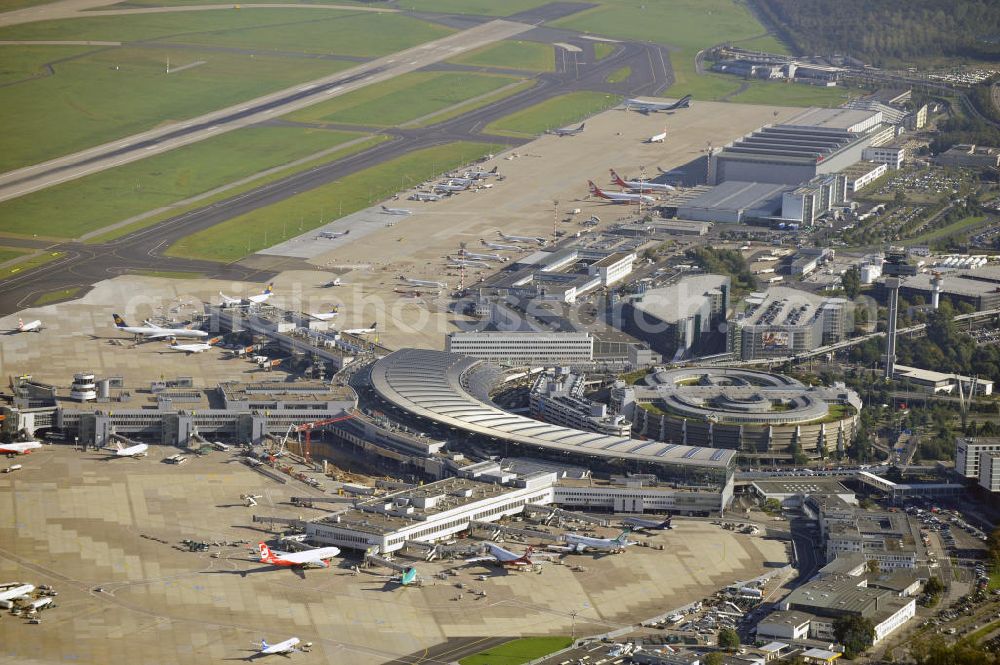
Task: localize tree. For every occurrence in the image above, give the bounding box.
[717,627,740,651]
[866,558,880,574]
[833,615,875,658]
[705,653,724,665]
[911,638,1000,665]
[924,576,945,596]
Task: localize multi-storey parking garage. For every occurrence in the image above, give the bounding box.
[620,367,862,464]
[364,349,736,496]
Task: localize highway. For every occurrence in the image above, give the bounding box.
[0,25,674,316]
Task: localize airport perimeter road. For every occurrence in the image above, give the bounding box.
[0,18,533,202]
[0,33,670,316]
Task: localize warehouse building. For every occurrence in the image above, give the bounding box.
[474,248,635,303]
[711,108,889,186]
[445,331,594,366]
[614,274,730,360]
[675,181,789,223]
[897,266,1000,311]
[934,144,1000,169]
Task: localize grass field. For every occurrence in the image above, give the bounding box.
[458,637,573,665]
[0,9,452,57]
[395,0,551,15]
[0,44,99,86]
[0,247,29,264]
[485,91,621,137]
[0,252,63,279]
[607,65,631,83]
[166,141,496,262]
[0,126,366,240]
[904,215,988,245]
[406,79,536,127]
[448,40,554,71]
[736,34,789,54]
[0,46,355,172]
[86,135,389,244]
[284,71,524,126]
[33,287,83,306]
[729,81,858,107]
[593,42,615,60]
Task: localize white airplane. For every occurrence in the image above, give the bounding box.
[258,542,341,569]
[317,230,349,239]
[219,284,274,307]
[241,493,262,508]
[109,442,149,458]
[343,322,377,335]
[433,181,469,193]
[588,181,656,205]
[381,205,412,216]
[624,94,692,114]
[461,251,507,263]
[546,122,585,137]
[467,543,551,568]
[322,278,342,287]
[462,166,498,179]
[258,637,300,656]
[402,276,447,289]
[166,337,220,354]
[112,314,208,339]
[449,258,489,268]
[408,191,443,202]
[610,169,676,193]
[309,308,339,321]
[481,240,520,251]
[564,529,633,553]
[498,231,545,245]
[0,441,43,456]
[646,131,667,143]
[16,318,42,333]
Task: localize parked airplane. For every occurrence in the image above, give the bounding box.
[343,322,377,336]
[219,284,274,308]
[112,314,208,340]
[381,206,412,216]
[258,637,300,656]
[402,277,447,289]
[322,278,342,288]
[0,441,43,456]
[564,529,632,553]
[498,231,545,245]
[646,131,667,144]
[463,166,498,179]
[109,442,149,458]
[610,169,676,192]
[588,181,655,204]
[623,94,692,114]
[317,230,349,239]
[16,318,42,333]
[461,251,507,263]
[393,567,420,587]
[258,542,341,569]
[433,181,470,193]
[481,240,520,251]
[166,337,221,354]
[621,515,673,531]
[449,258,489,268]
[309,308,339,321]
[547,122,585,137]
[467,543,549,568]
[408,191,443,202]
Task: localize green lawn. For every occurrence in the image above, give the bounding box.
[737,34,789,54]
[33,287,83,306]
[0,46,355,172]
[448,40,554,71]
[0,44,98,86]
[989,570,1000,591]
[0,247,29,264]
[86,135,389,244]
[904,215,988,245]
[166,141,498,262]
[728,81,858,107]
[459,637,573,665]
[284,71,524,126]
[406,79,536,128]
[593,42,615,60]
[607,65,631,83]
[0,252,63,279]
[0,126,365,240]
[485,91,621,137]
[0,0,63,9]
[394,0,551,15]
[0,9,451,57]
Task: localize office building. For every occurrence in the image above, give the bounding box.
[530,369,631,436]
[955,437,1000,479]
[935,144,1000,169]
[840,162,888,193]
[445,331,594,366]
[862,145,905,169]
[978,452,1000,493]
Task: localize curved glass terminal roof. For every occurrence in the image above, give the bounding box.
[369,349,736,469]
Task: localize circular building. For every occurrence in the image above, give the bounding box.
[622,367,861,464]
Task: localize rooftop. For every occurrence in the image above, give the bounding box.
[786,107,881,130]
[625,274,729,324]
[678,180,790,211]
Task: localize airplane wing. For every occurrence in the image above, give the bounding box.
[145,331,175,339]
[219,292,241,305]
[464,555,495,564]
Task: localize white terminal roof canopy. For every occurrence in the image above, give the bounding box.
[369,349,735,469]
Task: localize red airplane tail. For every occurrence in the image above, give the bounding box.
[588,180,606,198]
[609,169,628,188]
[258,542,275,563]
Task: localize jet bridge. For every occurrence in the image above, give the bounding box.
[523,504,609,527]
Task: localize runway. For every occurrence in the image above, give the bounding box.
[0,13,673,316]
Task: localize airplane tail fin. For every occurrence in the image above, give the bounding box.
[259,542,273,562]
[616,529,631,542]
[610,169,626,186]
[115,442,124,451]
[17,318,24,330]
[263,283,274,295]
[588,180,604,196]
[261,640,269,651]
[112,313,128,328]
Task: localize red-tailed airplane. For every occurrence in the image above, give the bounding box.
[466,543,553,568]
[258,542,341,569]
[588,181,655,205]
[0,441,42,456]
